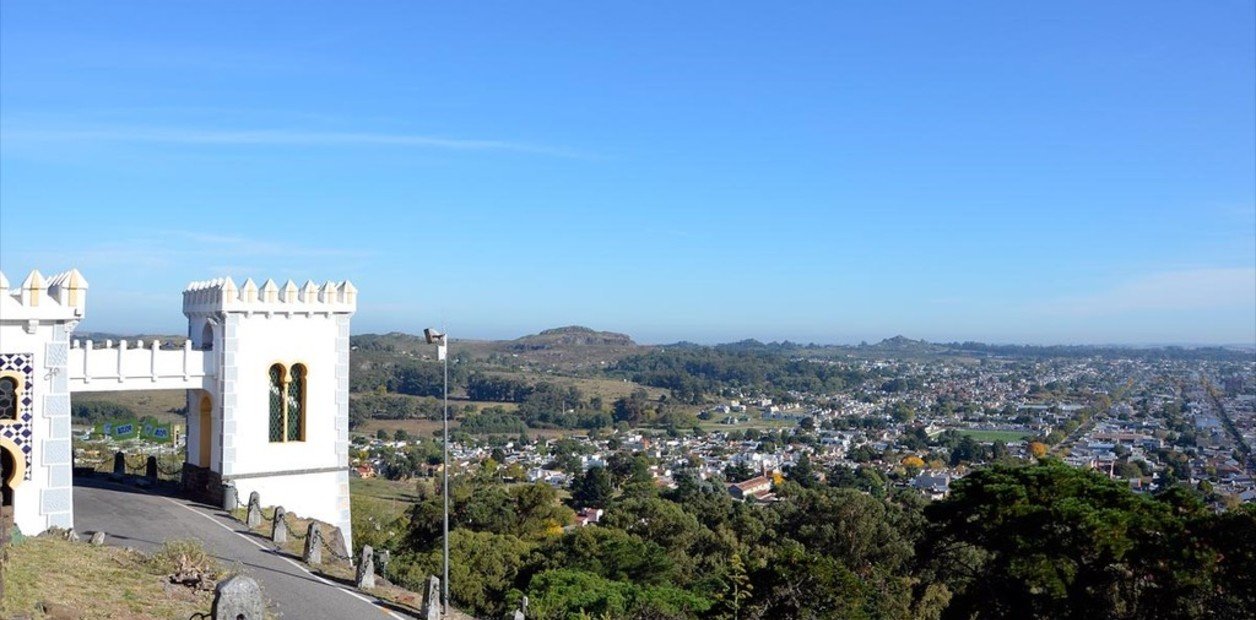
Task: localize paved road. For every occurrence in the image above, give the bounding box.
[73,477,414,620]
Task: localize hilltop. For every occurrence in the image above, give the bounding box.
[512,325,636,349]
[450,325,647,373]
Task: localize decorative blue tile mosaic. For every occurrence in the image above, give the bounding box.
[0,352,35,480]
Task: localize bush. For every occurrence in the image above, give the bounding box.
[147,539,222,578]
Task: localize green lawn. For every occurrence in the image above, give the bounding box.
[697,415,798,432]
[958,429,1032,442]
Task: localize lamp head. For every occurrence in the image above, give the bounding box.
[424,328,446,345]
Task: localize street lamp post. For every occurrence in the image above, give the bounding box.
[424,327,449,617]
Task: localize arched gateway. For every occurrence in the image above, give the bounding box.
[0,269,357,553]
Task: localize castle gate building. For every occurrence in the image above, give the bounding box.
[0,270,357,552]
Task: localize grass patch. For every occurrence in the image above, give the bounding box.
[958,429,1032,442]
[351,476,422,504]
[698,416,799,432]
[1,536,216,619]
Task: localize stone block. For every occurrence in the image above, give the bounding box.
[42,439,72,465]
[48,464,71,488]
[49,415,71,440]
[212,575,264,620]
[42,488,73,513]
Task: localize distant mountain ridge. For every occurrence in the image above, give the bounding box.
[344,328,1252,365]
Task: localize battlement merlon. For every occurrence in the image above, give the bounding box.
[181,277,357,317]
[0,269,89,323]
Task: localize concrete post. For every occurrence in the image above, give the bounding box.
[145,456,158,483]
[356,544,375,589]
[303,523,322,565]
[245,492,263,528]
[222,483,237,512]
[110,451,125,480]
[271,506,287,544]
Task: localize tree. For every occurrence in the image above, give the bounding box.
[788,452,817,488]
[393,428,409,441]
[891,402,916,424]
[572,466,614,508]
[715,552,753,620]
[1028,441,1048,458]
[613,389,652,425]
[922,461,1230,619]
[402,529,533,618]
[376,428,389,440]
[724,462,755,483]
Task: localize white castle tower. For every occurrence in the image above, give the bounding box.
[0,269,88,534]
[183,277,357,552]
[0,268,356,552]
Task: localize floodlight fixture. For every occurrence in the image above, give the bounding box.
[424,328,446,345]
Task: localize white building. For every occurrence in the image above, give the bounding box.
[0,270,357,553]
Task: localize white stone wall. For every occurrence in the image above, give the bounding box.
[222,314,342,474]
[184,278,356,550]
[2,323,75,533]
[0,269,84,535]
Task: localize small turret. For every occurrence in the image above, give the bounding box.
[0,268,88,322]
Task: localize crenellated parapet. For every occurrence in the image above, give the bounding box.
[0,269,88,324]
[67,338,216,393]
[182,277,356,317]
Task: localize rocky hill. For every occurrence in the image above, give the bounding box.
[509,325,636,350]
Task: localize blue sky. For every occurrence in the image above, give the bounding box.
[2,2,1253,345]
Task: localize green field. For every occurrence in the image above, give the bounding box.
[958,429,1033,442]
[698,414,798,432]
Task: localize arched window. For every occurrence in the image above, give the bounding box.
[286,364,306,441]
[268,364,285,442]
[0,376,18,421]
[267,363,306,443]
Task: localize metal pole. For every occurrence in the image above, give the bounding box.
[442,336,449,617]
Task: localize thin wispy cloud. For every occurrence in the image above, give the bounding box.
[1032,268,1256,317]
[7,230,375,276]
[2,125,582,157]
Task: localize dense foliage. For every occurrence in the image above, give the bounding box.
[348,393,441,429]
[612,348,868,402]
[71,400,136,424]
[363,460,1254,619]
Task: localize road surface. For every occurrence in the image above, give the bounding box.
[73,476,415,619]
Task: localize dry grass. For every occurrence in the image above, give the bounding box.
[356,418,451,438]
[479,371,667,402]
[1,536,215,619]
